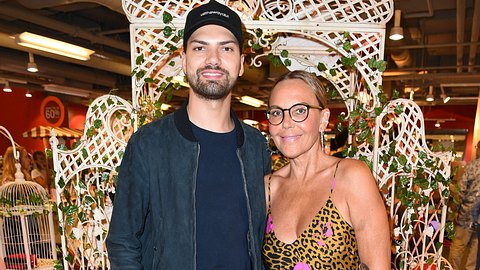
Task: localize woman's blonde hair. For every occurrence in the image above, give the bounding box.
[2,146,31,184]
[270,70,328,108]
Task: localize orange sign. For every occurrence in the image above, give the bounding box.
[40,96,65,127]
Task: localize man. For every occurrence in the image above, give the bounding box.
[449,140,480,270]
[106,1,271,269]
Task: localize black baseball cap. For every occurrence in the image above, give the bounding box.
[183,0,243,51]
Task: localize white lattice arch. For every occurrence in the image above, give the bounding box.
[50,1,453,269]
[51,95,133,269]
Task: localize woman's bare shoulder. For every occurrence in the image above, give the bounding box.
[336,158,377,191]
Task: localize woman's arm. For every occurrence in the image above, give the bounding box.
[344,159,391,270]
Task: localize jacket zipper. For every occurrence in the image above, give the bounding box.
[193,143,200,270]
[236,149,257,269]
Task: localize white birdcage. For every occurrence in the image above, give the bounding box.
[0,134,57,269]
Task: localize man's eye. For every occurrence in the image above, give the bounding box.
[222,46,234,52]
[192,46,205,51]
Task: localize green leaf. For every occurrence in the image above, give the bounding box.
[252,43,262,51]
[347,125,356,135]
[78,211,86,222]
[336,122,343,132]
[342,40,352,51]
[84,196,95,205]
[374,107,383,116]
[394,105,403,115]
[317,62,327,71]
[136,70,146,80]
[163,26,173,37]
[398,154,407,166]
[270,54,282,68]
[168,45,178,52]
[78,180,87,190]
[135,54,144,65]
[357,128,371,143]
[162,12,173,24]
[283,59,291,67]
[341,56,357,69]
[93,119,102,128]
[280,50,289,58]
[144,78,157,84]
[378,92,388,104]
[63,205,79,216]
[392,89,399,99]
[329,69,337,76]
[82,148,88,159]
[177,29,184,38]
[66,216,75,226]
[358,119,368,129]
[58,178,65,189]
[388,161,398,173]
[150,46,158,54]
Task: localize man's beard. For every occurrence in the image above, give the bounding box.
[187,65,235,101]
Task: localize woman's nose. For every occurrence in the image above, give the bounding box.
[281,112,295,128]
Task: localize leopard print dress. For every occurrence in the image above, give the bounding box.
[262,163,360,269]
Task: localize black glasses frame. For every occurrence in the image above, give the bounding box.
[266,103,323,125]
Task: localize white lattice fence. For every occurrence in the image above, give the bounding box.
[51,95,133,270]
[374,99,453,269]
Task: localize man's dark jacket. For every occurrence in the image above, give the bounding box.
[106,102,272,269]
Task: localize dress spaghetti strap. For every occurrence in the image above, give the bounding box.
[330,160,342,195]
[267,174,273,212]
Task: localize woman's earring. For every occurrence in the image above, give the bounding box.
[320,129,325,152]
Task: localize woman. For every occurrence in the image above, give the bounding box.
[31,150,50,191]
[262,70,390,269]
[1,146,32,184]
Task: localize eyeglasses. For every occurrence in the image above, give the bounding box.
[266,103,323,125]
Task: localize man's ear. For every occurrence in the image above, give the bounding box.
[238,54,245,77]
[181,51,187,74]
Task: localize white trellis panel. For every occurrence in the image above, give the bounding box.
[123,0,393,113]
[50,95,133,270]
[373,99,453,270]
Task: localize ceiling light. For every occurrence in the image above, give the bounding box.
[435,121,441,128]
[27,52,38,72]
[43,84,94,98]
[440,93,450,103]
[15,32,95,61]
[389,10,404,40]
[440,87,450,103]
[25,91,32,98]
[3,81,12,92]
[426,86,434,102]
[239,96,265,108]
